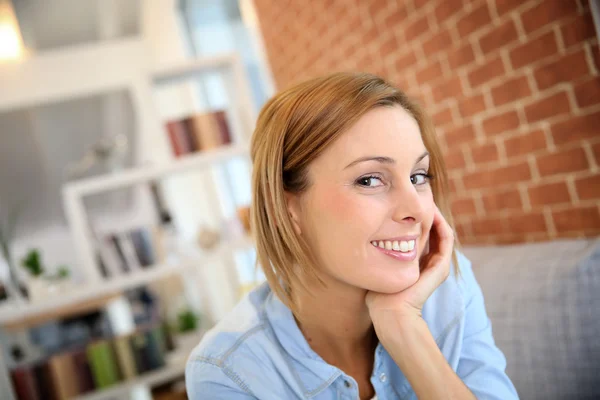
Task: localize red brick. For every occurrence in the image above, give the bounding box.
[383,6,409,29]
[432,77,464,103]
[592,43,600,72]
[455,221,470,238]
[470,142,499,164]
[394,48,418,70]
[524,91,571,123]
[367,1,389,19]
[537,146,590,177]
[415,60,444,85]
[575,173,600,200]
[491,75,531,106]
[479,19,519,55]
[551,110,600,145]
[573,77,600,109]
[435,1,460,25]
[379,35,399,56]
[463,162,532,189]
[457,3,492,37]
[458,93,486,117]
[553,206,600,231]
[405,13,430,41]
[468,56,506,88]
[561,12,597,48]
[444,148,466,169]
[472,217,508,235]
[528,181,572,206]
[482,110,520,136]
[482,189,522,212]
[495,0,524,16]
[445,124,476,148]
[448,176,461,193]
[594,142,600,165]
[504,129,547,158]
[509,31,558,69]
[533,49,590,91]
[447,42,476,69]
[507,212,548,233]
[451,197,477,215]
[521,1,579,34]
[423,30,453,57]
[433,106,454,127]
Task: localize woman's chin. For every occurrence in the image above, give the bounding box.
[369,263,420,294]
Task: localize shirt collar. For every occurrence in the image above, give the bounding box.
[262,288,341,397]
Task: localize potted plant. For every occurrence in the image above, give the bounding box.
[21,249,71,301]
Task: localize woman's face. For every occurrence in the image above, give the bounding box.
[286,106,435,294]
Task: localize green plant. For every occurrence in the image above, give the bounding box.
[176,308,199,333]
[21,249,44,277]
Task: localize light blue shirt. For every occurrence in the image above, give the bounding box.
[186,252,519,399]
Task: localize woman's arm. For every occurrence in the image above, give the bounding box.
[377,314,475,399]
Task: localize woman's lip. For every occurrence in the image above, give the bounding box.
[372,235,419,242]
[374,245,418,261]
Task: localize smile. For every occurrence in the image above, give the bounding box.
[370,239,415,253]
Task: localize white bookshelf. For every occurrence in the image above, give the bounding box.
[0,36,257,400]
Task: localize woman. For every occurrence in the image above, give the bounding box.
[186,73,518,399]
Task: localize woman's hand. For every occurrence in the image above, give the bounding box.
[366,206,455,327]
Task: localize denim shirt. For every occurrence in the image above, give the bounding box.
[186,252,519,399]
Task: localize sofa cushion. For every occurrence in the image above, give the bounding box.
[462,238,600,400]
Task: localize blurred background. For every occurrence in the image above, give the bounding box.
[0,0,598,400]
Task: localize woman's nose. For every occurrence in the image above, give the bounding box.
[390,184,425,224]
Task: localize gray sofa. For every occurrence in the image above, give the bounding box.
[463,238,600,400]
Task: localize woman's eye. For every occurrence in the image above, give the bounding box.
[356,176,384,187]
[410,173,431,185]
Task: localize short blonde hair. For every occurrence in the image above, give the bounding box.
[250,72,458,311]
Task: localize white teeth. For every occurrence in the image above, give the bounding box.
[392,241,400,251]
[400,241,409,252]
[408,240,415,251]
[384,241,392,250]
[378,241,384,248]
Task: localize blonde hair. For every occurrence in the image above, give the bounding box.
[250,72,458,311]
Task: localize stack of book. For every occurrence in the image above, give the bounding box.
[165,110,232,157]
[10,325,169,400]
[95,227,156,278]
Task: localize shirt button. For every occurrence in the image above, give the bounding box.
[379,373,387,383]
[344,380,351,388]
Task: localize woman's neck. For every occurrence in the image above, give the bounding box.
[292,278,377,367]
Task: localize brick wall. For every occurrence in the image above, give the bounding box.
[254,0,600,245]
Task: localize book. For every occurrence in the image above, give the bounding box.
[213,110,232,145]
[97,237,123,277]
[165,120,190,157]
[48,353,79,400]
[71,349,95,394]
[190,113,221,150]
[109,234,130,273]
[11,366,40,400]
[113,335,138,380]
[119,232,141,272]
[32,361,57,400]
[130,228,156,267]
[86,340,121,389]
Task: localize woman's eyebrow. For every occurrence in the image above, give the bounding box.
[415,151,430,164]
[344,156,395,169]
[344,151,430,169]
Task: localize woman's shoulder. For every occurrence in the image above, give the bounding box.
[185,283,288,397]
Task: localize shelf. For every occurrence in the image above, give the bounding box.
[63,144,249,197]
[74,331,205,400]
[152,53,241,85]
[0,237,254,328]
[0,263,192,328]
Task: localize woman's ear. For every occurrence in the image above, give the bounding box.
[284,191,302,236]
